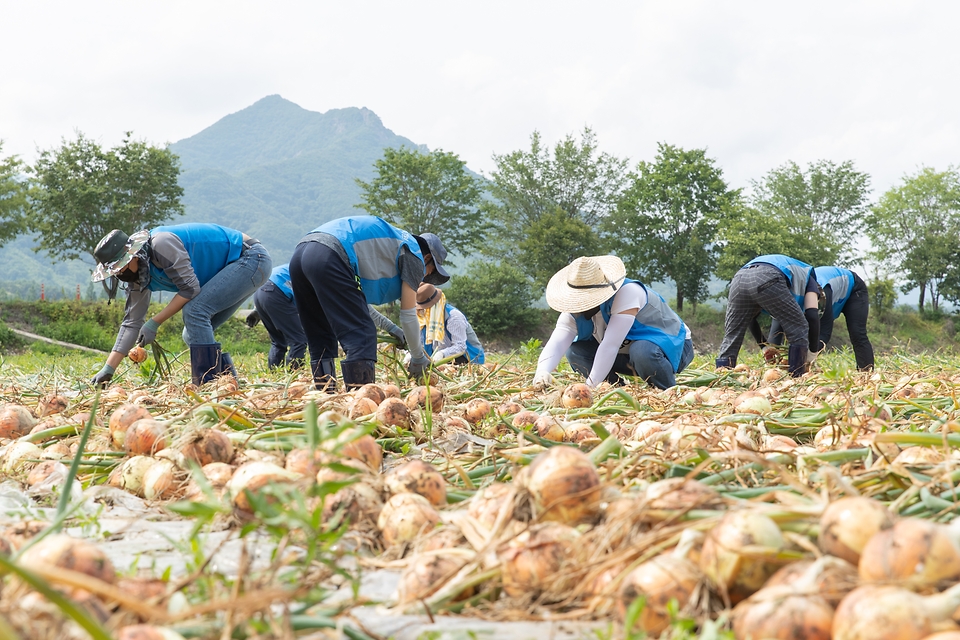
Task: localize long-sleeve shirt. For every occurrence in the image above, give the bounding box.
[428,307,482,360]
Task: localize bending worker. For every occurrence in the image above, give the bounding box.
[716,254,819,377]
[289,215,450,391]
[533,255,693,390]
[91,223,271,385]
[416,283,484,364]
[768,265,874,371]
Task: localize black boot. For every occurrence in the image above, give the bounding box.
[715,355,737,369]
[341,360,375,390]
[191,343,224,385]
[311,358,338,393]
[220,352,237,378]
[787,344,808,378]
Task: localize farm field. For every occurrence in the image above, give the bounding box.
[2,345,960,639]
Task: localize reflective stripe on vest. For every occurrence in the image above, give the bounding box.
[147,224,244,293]
[815,266,855,319]
[745,254,815,305]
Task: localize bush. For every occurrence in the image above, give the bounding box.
[0,319,24,352]
[446,262,539,336]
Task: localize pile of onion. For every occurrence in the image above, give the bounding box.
[377,492,441,546]
[385,459,447,506]
[832,584,960,640]
[818,496,894,565]
[524,445,601,524]
[699,509,785,603]
[858,517,960,588]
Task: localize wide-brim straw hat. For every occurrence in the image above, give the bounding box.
[545,255,627,313]
[416,283,442,310]
[91,229,149,283]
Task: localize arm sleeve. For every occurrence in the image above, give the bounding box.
[151,233,201,299]
[435,309,468,359]
[586,312,634,387]
[748,316,765,346]
[112,288,152,354]
[806,307,821,351]
[399,308,426,362]
[818,286,834,347]
[535,314,577,377]
[368,305,401,334]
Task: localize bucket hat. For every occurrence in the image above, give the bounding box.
[92,229,149,282]
[545,255,627,313]
[416,283,442,310]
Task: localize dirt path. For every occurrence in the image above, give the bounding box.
[9,328,109,355]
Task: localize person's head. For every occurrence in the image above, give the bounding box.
[545,256,626,316]
[414,233,450,285]
[92,229,149,283]
[416,283,443,313]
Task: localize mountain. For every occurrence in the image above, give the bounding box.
[0,95,426,298]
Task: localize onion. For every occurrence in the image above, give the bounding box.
[496,400,523,417]
[108,455,159,496]
[733,390,772,415]
[534,413,566,442]
[354,383,386,405]
[441,415,470,434]
[142,458,185,501]
[732,583,834,640]
[819,496,894,565]
[416,526,467,553]
[285,447,324,477]
[833,584,960,640]
[123,418,168,456]
[563,420,600,444]
[464,398,492,424]
[467,482,513,529]
[645,477,721,511]
[0,404,36,438]
[349,396,379,419]
[183,462,235,500]
[340,434,383,472]
[498,522,580,598]
[561,383,593,409]
[227,461,299,512]
[26,460,67,487]
[323,480,384,529]
[699,510,785,603]
[116,625,186,640]
[762,368,783,382]
[511,410,539,429]
[377,492,441,546]
[37,394,68,417]
[524,445,601,525]
[385,459,447,506]
[617,529,703,635]
[763,555,858,606]
[128,345,149,364]
[405,385,444,412]
[178,428,234,466]
[316,456,370,484]
[0,441,44,474]
[20,533,116,583]
[397,552,469,603]
[859,518,960,588]
[383,384,401,399]
[376,397,411,429]
[109,404,153,449]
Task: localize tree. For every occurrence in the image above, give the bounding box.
[29,132,184,299]
[605,143,738,310]
[355,146,486,257]
[0,141,31,247]
[865,167,960,312]
[518,206,604,290]
[717,160,871,278]
[484,128,628,288]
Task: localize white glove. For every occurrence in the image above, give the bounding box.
[806,349,819,364]
[431,351,446,363]
[403,352,412,367]
[532,371,554,391]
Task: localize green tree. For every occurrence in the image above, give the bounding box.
[865,167,960,312]
[445,262,538,335]
[0,141,31,246]
[29,132,184,299]
[606,143,738,310]
[484,127,628,287]
[717,160,871,278]
[355,146,486,256]
[518,206,604,290]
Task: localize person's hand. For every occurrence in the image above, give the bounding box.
[407,356,430,380]
[245,310,261,328]
[806,349,819,365]
[137,319,160,346]
[92,364,115,388]
[389,327,407,350]
[761,346,779,363]
[533,371,553,391]
[431,351,446,363]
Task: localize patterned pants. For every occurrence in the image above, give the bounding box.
[717,264,808,365]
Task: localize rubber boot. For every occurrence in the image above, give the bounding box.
[311,358,338,393]
[220,351,238,378]
[787,344,808,378]
[191,343,224,386]
[341,360,375,390]
[715,355,737,369]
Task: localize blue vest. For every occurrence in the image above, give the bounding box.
[815,266,855,319]
[573,279,687,371]
[420,303,485,364]
[147,224,244,293]
[269,264,294,300]
[312,216,422,305]
[745,254,816,306]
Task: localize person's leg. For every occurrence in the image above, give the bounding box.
[290,243,341,390]
[262,286,307,368]
[181,243,272,345]
[768,318,785,345]
[566,339,600,379]
[678,338,694,373]
[843,279,875,370]
[628,340,677,389]
[716,271,762,368]
[755,279,809,376]
[254,286,286,369]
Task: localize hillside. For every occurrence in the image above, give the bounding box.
[0,95,428,297]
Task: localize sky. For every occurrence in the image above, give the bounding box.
[3,1,960,202]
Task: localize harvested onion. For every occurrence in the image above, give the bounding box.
[128,345,148,363]
[405,385,444,412]
[561,383,593,408]
[124,418,168,456]
[498,522,580,598]
[20,533,116,583]
[524,445,601,525]
[397,552,469,603]
[818,496,894,565]
[859,517,960,588]
[0,404,36,439]
[376,397,410,429]
[832,584,960,640]
[178,428,234,466]
[699,509,785,603]
[226,461,299,512]
[109,404,153,449]
[464,398,492,424]
[377,492,440,546]
[385,459,447,506]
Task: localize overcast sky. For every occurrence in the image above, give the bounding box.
[3,1,959,200]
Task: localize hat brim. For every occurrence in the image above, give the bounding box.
[545,255,627,313]
[91,231,148,283]
[417,289,443,310]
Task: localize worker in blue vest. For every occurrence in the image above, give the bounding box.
[415,283,485,365]
[533,255,693,390]
[716,254,820,377]
[768,266,874,370]
[90,224,271,386]
[289,215,450,391]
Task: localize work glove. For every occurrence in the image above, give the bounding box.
[245,310,261,328]
[92,364,115,388]
[389,326,407,350]
[407,356,430,380]
[806,349,819,365]
[137,319,160,346]
[532,371,554,391]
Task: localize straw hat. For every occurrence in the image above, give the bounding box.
[91,229,149,282]
[416,283,442,310]
[545,256,626,313]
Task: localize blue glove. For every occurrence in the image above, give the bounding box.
[137,319,160,346]
[407,356,430,379]
[389,326,407,350]
[92,364,115,387]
